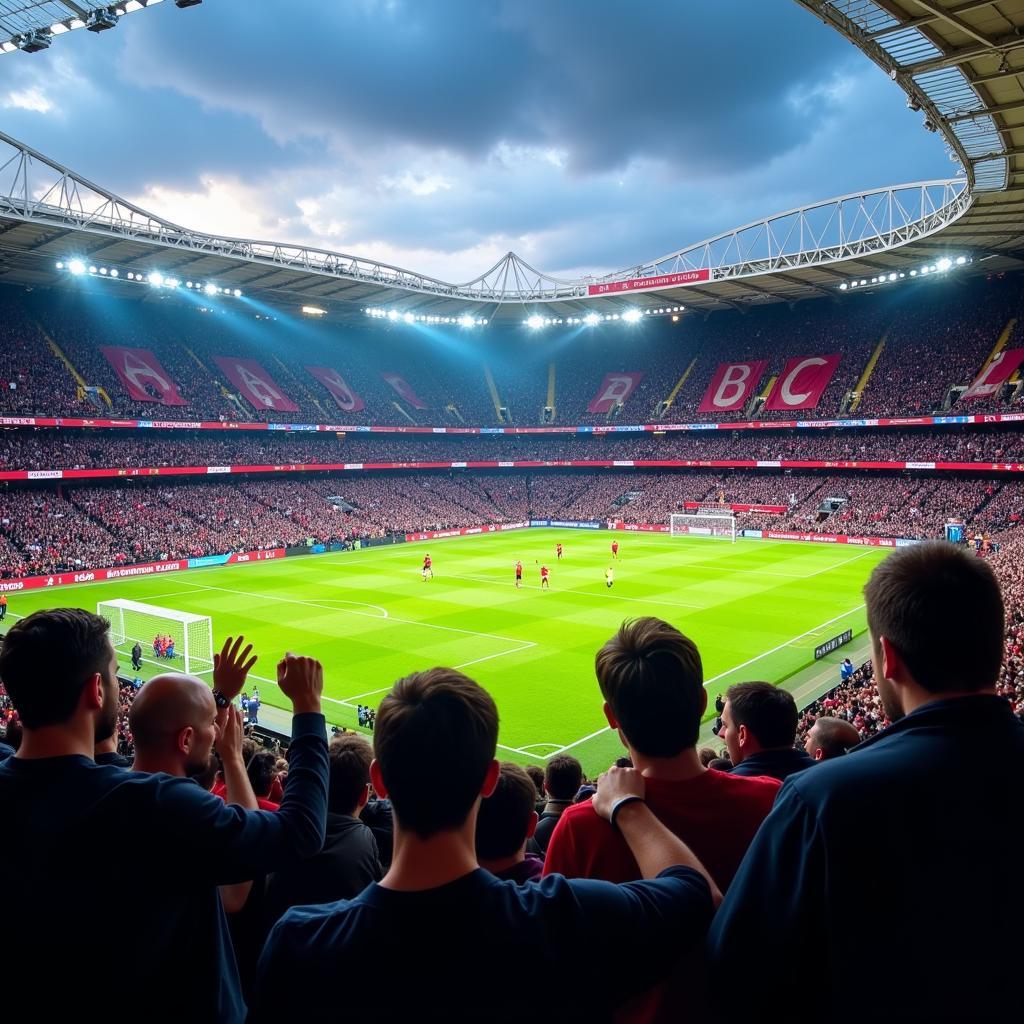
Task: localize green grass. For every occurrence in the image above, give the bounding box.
[1,528,888,775]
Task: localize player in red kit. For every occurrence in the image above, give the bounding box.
[422,554,433,581]
[514,560,523,588]
[611,540,619,560]
[556,542,563,560]
[540,565,550,589]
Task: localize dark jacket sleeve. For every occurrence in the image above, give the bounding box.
[707,780,826,1021]
[145,712,329,884]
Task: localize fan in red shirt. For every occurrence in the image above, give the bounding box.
[611,540,619,560]
[543,616,779,1021]
[540,565,550,589]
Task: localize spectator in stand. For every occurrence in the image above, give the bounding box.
[544,619,780,892]
[475,762,544,883]
[524,763,546,810]
[709,541,1023,1021]
[247,751,282,811]
[717,682,815,781]
[264,732,381,929]
[532,754,583,854]
[802,715,862,761]
[254,666,719,1021]
[0,616,328,1021]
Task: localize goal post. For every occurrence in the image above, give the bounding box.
[97,598,215,680]
[670,512,737,543]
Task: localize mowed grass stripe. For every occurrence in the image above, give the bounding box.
[3,529,887,773]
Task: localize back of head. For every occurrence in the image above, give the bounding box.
[544,754,583,801]
[809,716,861,759]
[327,732,373,815]
[247,750,278,798]
[595,617,704,757]
[374,667,498,839]
[0,608,111,729]
[864,540,1004,694]
[725,682,798,750]
[129,673,211,754]
[475,762,537,861]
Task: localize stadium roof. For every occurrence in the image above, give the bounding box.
[1,0,1024,323]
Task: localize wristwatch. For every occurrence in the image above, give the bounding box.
[212,689,231,709]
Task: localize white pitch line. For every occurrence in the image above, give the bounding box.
[172,577,529,647]
[544,599,868,757]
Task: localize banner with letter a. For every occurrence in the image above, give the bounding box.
[305,366,365,412]
[697,361,767,413]
[765,354,841,412]
[381,372,428,409]
[214,357,299,412]
[962,348,1024,400]
[100,346,187,406]
[587,372,645,414]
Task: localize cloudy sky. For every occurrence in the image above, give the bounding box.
[0,0,951,282]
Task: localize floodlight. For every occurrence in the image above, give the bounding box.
[955,256,967,266]
[527,315,544,330]
[148,271,164,287]
[623,309,642,323]
[839,283,848,290]
[387,310,399,321]
[302,306,327,317]
[457,315,475,328]
[583,313,600,326]
[68,259,86,276]
[233,288,242,297]
[403,312,415,324]
[888,273,897,282]
[936,257,953,271]
[204,282,217,296]
[110,269,119,278]
[55,261,64,270]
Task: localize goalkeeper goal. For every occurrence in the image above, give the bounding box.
[97,598,214,680]
[670,512,737,543]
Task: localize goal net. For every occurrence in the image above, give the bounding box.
[670,512,736,542]
[97,598,214,680]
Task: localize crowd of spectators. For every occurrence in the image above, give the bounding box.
[4,274,1024,427]
[5,423,1024,472]
[1,464,1021,576]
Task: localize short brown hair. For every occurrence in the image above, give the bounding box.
[475,763,537,860]
[374,667,498,839]
[328,732,373,815]
[810,717,861,758]
[544,755,583,800]
[725,682,797,749]
[0,608,112,729]
[864,541,1003,694]
[595,617,704,757]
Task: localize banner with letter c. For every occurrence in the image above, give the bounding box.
[764,354,841,411]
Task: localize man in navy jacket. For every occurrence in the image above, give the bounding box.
[0,614,329,1023]
[709,541,1023,1021]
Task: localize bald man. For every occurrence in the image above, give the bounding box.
[803,716,861,762]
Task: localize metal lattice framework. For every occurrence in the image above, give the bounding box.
[0,131,972,305]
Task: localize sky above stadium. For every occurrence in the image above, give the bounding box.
[0,0,951,282]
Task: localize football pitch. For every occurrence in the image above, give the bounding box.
[2,528,888,774]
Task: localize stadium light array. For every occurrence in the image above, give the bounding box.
[54,260,242,298]
[301,306,327,317]
[524,304,684,329]
[839,255,970,291]
[363,307,487,326]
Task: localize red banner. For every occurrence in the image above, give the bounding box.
[0,548,286,594]
[305,366,365,412]
[682,502,787,514]
[381,373,428,409]
[214,357,298,412]
[586,269,710,296]
[697,361,768,413]
[962,348,1024,400]
[405,522,529,542]
[765,354,842,411]
[587,373,645,414]
[100,346,187,406]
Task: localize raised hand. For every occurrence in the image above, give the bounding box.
[276,652,324,715]
[215,704,245,764]
[592,765,646,823]
[213,635,258,701]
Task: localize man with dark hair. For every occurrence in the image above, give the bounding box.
[710,542,1023,1021]
[247,751,281,810]
[533,754,583,854]
[255,666,719,1021]
[803,715,861,761]
[476,762,543,882]
[545,618,779,891]
[717,681,814,781]
[0,617,329,1022]
[265,732,382,926]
